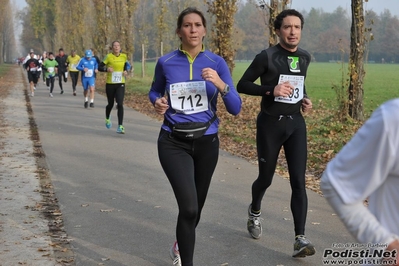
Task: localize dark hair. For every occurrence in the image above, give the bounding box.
[59,48,64,51]
[176,7,207,31]
[48,52,54,56]
[274,9,304,30]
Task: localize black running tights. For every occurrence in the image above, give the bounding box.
[58,71,67,90]
[251,112,308,236]
[158,129,219,266]
[105,84,125,126]
[46,77,55,93]
[70,71,79,91]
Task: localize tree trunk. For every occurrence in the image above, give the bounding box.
[205,0,238,74]
[259,0,291,47]
[268,0,279,47]
[348,0,365,120]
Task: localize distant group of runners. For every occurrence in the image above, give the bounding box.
[22,43,131,134]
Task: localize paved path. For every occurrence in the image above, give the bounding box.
[0,66,355,266]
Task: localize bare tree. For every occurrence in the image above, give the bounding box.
[348,0,366,120]
[258,0,291,47]
[205,0,238,74]
[92,0,109,56]
[0,0,16,62]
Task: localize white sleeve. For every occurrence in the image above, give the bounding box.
[321,100,399,245]
[321,177,397,245]
[322,106,395,204]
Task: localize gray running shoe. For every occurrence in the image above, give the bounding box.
[247,204,262,239]
[292,235,316,258]
[169,241,181,266]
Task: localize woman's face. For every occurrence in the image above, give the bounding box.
[177,13,206,50]
[112,42,121,54]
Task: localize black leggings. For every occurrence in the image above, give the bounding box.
[70,71,79,91]
[105,84,125,126]
[252,112,308,236]
[158,129,219,266]
[58,71,67,90]
[46,77,55,93]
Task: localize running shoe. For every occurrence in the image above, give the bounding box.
[105,118,112,129]
[247,204,262,239]
[116,125,125,134]
[31,92,34,97]
[34,86,36,90]
[84,101,88,108]
[73,90,76,96]
[60,90,64,94]
[90,102,94,108]
[169,241,181,266]
[292,235,316,258]
[49,93,53,98]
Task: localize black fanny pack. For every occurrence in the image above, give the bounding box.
[164,115,217,140]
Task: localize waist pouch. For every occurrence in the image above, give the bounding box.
[165,115,217,140]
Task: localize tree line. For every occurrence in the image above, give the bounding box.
[13,0,399,65]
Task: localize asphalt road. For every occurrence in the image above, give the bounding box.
[1,67,356,266]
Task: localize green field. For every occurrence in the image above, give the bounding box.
[127,61,399,179]
[130,61,399,117]
[0,64,12,76]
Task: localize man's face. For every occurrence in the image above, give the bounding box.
[276,15,302,52]
[59,50,64,56]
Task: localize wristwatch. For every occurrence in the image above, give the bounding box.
[221,84,230,97]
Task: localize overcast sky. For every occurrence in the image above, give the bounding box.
[12,0,25,8]
[291,0,398,16]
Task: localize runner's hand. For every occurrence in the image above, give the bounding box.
[274,81,294,97]
[302,97,312,113]
[154,97,169,115]
[385,239,399,266]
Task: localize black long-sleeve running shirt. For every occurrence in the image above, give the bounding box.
[237,44,311,116]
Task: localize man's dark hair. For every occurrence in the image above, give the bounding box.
[59,48,64,52]
[274,9,304,30]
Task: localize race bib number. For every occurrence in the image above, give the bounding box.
[111,72,123,83]
[47,67,55,74]
[30,67,37,72]
[85,69,93,77]
[275,74,304,104]
[70,64,77,71]
[169,81,209,114]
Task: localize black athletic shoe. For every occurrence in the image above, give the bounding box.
[292,235,316,258]
[60,90,64,94]
[247,204,262,239]
[84,101,88,108]
[90,102,94,108]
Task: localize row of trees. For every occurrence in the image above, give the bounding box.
[0,0,17,63]
[19,0,237,64]
[15,0,389,120]
[18,0,399,64]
